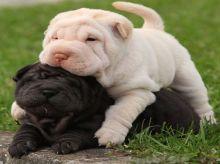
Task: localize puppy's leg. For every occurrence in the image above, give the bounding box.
[11,101,26,121]
[8,124,44,158]
[171,60,216,123]
[52,130,98,155]
[52,114,105,154]
[95,90,155,145]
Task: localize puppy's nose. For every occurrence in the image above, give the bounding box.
[42,89,58,99]
[54,53,68,64]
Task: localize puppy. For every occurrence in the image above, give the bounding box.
[12,2,215,145]
[9,63,200,158]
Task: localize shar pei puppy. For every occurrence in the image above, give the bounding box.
[12,2,215,145]
[9,63,200,158]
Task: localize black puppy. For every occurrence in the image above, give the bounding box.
[9,63,200,158]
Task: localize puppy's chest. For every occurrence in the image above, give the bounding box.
[37,118,60,135]
[23,114,74,142]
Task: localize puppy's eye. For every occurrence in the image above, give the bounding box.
[52,36,58,40]
[86,37,97,42]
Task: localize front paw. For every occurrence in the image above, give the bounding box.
[11,101,26,121]
[95,119,130,146]
[200,111,216,124]
[95,128,125,146]
[52,140,80,155]
[8,140,37,158]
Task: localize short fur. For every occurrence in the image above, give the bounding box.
[9,63,200,158]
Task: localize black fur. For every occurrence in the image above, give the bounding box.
[9,63,200,158]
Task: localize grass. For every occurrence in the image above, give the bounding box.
[119,123,220,163]
[0,0,219,162]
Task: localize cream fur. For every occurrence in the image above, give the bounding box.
[11,101,26,121]
[12,1,216,145]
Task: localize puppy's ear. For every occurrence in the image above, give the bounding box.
[113,20,132,39]
[13,63,38,82]
[111,17,133,39]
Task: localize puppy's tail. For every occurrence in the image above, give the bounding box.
[112,1,164,31]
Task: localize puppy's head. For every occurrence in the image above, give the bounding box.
[39,8,133,76]
[14,63,108,119]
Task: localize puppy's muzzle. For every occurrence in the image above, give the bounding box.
[39,40,104,76]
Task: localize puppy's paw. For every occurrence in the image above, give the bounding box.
[52,140,80,155]
[8,140,37,158]
[11,101,26,121]
[95,127,126,146]
[95,119,129,146]
[200,111,216,124]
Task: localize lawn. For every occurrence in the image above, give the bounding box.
[0,0,219,162]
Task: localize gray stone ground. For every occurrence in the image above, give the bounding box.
[0,0,63,6]
[0,131,141,164]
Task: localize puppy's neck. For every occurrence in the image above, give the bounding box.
[95,70,113,88]
[94,45,130,88]
[23,112,74,142]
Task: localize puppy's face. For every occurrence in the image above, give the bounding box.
[14,63,104,119]
[39,8,133,76]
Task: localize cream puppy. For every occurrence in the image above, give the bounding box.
[12,2,216,145]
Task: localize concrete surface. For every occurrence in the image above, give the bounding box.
[0,131,137,164]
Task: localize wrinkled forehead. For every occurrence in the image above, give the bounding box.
[45,8,122,36]
[50,16,99,30]
[50,8,116,25]
[22,65,66,79]
[46,16,106,40]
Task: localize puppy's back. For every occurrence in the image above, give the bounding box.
[130,89,200,135]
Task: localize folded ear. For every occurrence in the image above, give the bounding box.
[113,18,133,39]
[13,63,38,82]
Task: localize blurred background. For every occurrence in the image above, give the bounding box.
[0,0,62,6]
[0,0,219,131]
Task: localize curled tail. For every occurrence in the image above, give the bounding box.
[112,1,164,31]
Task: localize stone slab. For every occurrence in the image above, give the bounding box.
[0,131,136,164]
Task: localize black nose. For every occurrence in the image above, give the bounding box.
[42,89,58,99]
